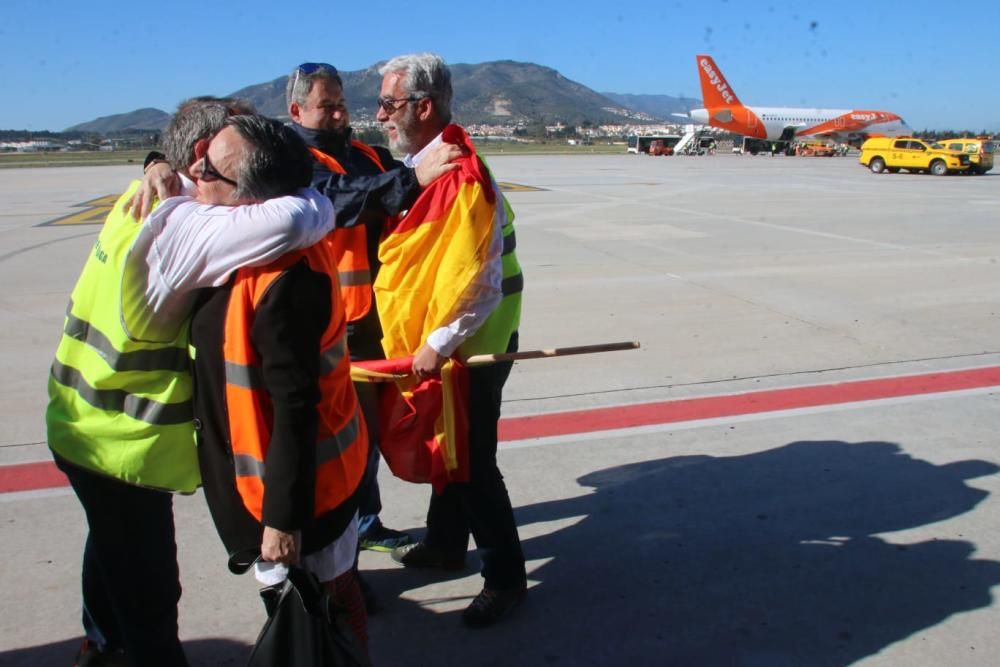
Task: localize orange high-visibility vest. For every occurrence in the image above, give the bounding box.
[308,141,386,323]
[222,240,368,522]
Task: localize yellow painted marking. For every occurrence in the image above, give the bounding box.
[41,194,120,226]
[497,181,545,192]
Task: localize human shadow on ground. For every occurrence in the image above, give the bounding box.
[368,440,1000,667]
[0,637,250,666]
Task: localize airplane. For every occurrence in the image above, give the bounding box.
[681,54,911,142]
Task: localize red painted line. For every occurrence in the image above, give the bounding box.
[499,365,1000,441]
[0,460,68,494]
[6,366,1000,495]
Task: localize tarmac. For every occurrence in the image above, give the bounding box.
[2,152,1000,666]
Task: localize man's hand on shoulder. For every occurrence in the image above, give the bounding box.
[412,343,447,380]
[414,142,464,187]
[124,162,180,221]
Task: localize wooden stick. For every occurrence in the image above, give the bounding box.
[465,341,640,366]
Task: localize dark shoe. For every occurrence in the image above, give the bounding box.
[462,584,527,628]
[359,522,413,552]
[391,541,465,571]
[74,639,127,667]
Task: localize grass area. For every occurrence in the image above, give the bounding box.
[0,150,149,169]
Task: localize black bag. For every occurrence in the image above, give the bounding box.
[239,558,369,667]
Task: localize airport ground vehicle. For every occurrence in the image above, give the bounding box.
[933,138,995,174]
[737,137,793,155]
[859,137,970,175]
[795,141,837,157]
[627,135,681,154]
[648,139,674,156]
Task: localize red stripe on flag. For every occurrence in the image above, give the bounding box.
[498,366,1000,442]
[0,461,69,494]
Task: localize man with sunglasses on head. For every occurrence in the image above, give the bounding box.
[286,62,461,567]
[374,53,527,629]
[47,100,335,667]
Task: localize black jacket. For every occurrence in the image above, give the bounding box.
[191,261,361,557]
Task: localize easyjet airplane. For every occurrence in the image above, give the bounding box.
[684,54,911,141]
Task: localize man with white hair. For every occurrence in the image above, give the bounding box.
[374,53,527,628]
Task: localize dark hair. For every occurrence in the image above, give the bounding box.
[163,96,256,171]
[225,115,314,200]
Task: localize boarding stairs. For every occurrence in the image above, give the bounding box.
[672,129,698,155]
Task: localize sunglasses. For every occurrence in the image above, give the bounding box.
[293,62,338,90]
[200,153,238,187]
[376,95,426,114]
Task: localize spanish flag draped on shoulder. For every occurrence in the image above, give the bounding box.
[357,124,496,492]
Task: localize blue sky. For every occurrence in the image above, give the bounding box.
[3,0,997,132]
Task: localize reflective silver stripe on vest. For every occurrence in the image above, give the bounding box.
[338,269,371,287]
[316,408,362,466]
[224,361,262,390]
[64,310,189,373]
[319,338,348,377]
[50,359,193,425]
[502,229,516,256]
[233,453,265,478]
[231,408,361,480]
[226,337,347,389]
[501,272,524,296]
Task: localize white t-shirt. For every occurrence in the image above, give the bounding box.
[122,183,334,341]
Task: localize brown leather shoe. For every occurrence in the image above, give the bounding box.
[461,584,527,628]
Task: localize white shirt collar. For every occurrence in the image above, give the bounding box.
[403,131,444,168]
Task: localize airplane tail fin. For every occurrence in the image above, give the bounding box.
[696,54,742,108]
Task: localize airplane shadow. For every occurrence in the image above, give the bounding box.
[367,439,1000,666]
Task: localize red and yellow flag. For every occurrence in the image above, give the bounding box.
[367,125,498,491]
[374,124,497,359]
[351,358,469,492]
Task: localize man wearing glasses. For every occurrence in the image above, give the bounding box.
[136,115,372,650]
[373,53,527,629]
[48,102,335,667]
[286,62,460,564]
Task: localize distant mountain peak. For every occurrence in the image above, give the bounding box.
[67,61,702,132]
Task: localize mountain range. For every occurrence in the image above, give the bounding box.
[66,60,699,133]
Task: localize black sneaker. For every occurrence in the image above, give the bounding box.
[391,541,465,571]
[462,585,527,628]
[359,523,413,552]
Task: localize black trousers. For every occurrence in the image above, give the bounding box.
[56,456,189,667]
[423,333,526,590]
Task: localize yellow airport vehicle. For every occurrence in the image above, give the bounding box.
[933,138,995,174]
[859,137,970,175]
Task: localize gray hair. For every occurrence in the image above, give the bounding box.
[378,53,452,124]
[163,96,256,171]
[225,115,314,201]
[286,63,343,109]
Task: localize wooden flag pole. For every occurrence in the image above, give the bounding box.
[465,340,640,366]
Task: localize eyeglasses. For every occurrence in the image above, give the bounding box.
[292,62,338,90]
[200,153,238,187]
[376,95,426,114]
